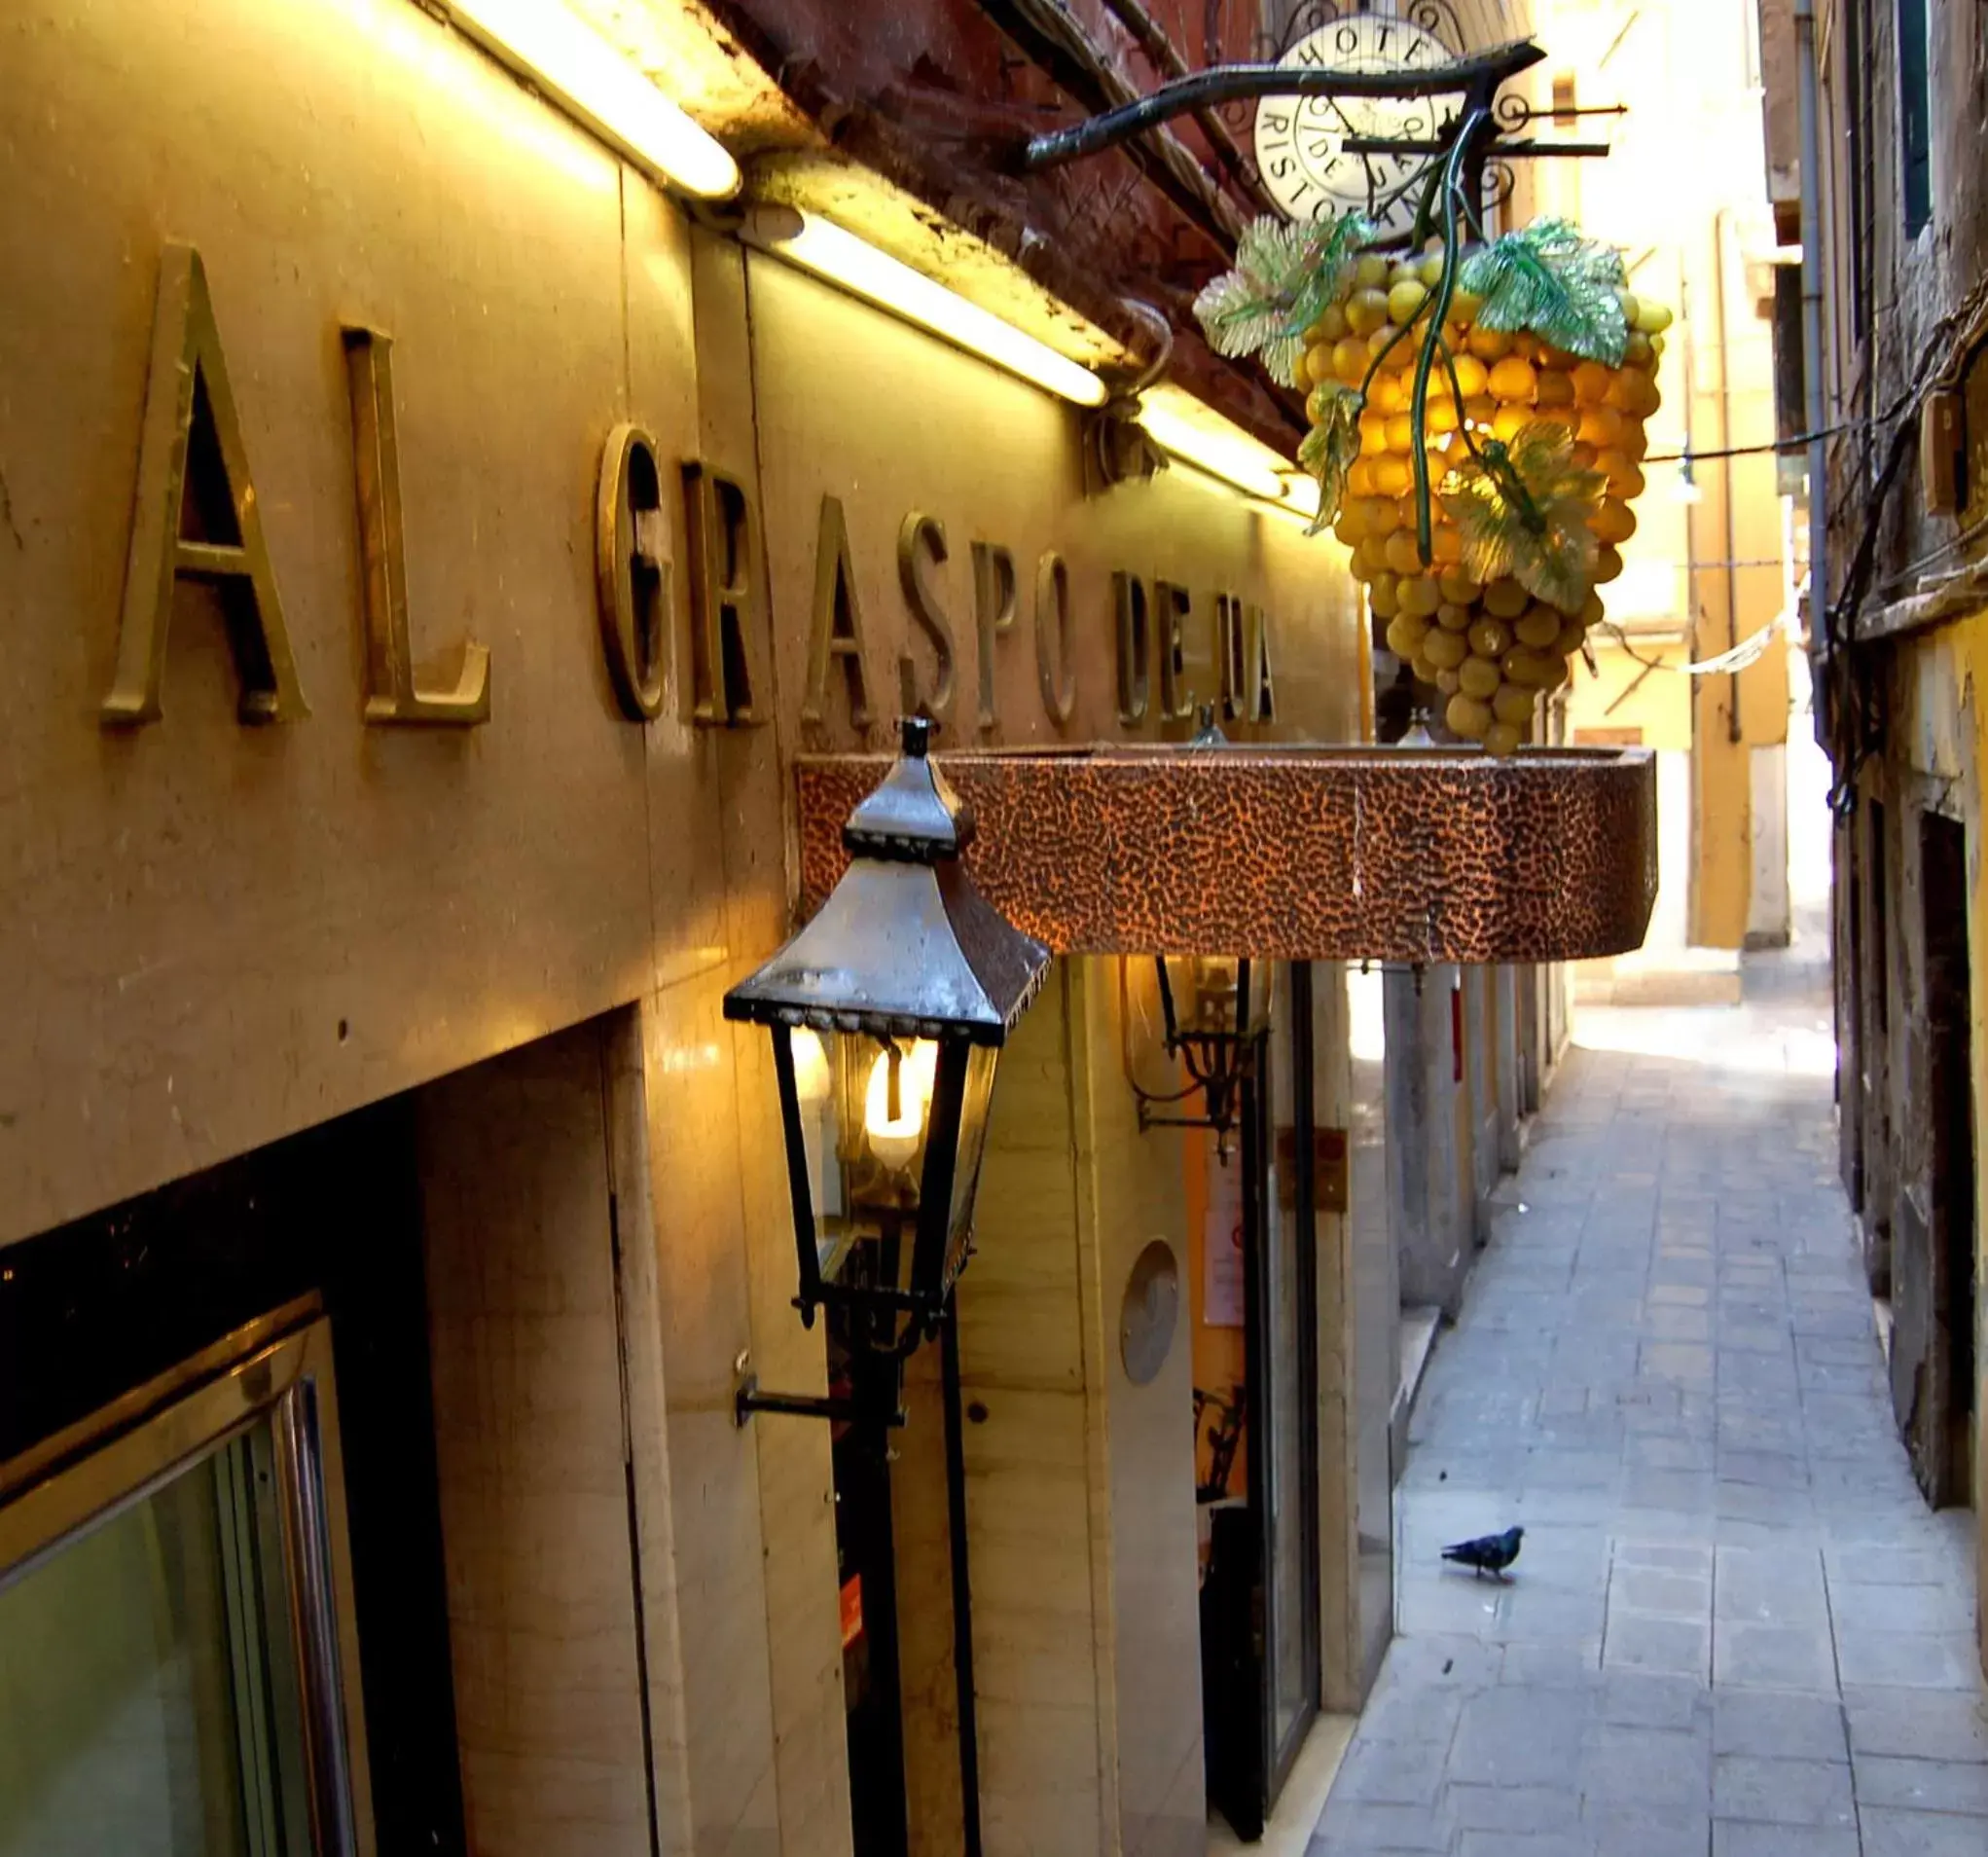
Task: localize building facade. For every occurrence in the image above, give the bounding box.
[1770,0,1987,1669]
[0,3,1636,1854]
[1539,0,1798,1004]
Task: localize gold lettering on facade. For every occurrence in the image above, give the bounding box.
[896,512,957,722]
[1155,580,1195,720]
[1033,551,1077,726]
[805,493,874,728]
[102,243,307,727]
[1245,602,1278,721]
[683,461,761,726]
[1113,571,1150,726]
[1215,593,1246,720]
[595,423,669,722]
[970,542,1018,733]
[343,328,491,726]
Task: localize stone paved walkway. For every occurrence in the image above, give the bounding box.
[1311,948,1986,1855]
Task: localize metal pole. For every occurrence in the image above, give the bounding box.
[1794,0,1831,681]
[940,1307,983,1857]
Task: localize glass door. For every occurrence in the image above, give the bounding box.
[1259,964,1321,1798]
[1201,964,1321,1841]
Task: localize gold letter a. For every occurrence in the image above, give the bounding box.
[102,244,307,726]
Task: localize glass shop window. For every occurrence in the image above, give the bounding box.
[0,1320,365,1857]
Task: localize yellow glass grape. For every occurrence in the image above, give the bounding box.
[1423,628,1468,672]
[1346,288,1391,337]
[1400,574,1442,617]
[1384,528,1426,576]
[1488,355,1538,403]
[1386,613,1429,659]
[1446,693,1493,742]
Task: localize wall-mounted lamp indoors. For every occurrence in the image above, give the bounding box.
[723,718,1050,1429]
[442,0,741,200]
[1135,954,1270,1162]
[742,204,1108,408]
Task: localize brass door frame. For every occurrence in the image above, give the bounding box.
[0,1311,376,1857]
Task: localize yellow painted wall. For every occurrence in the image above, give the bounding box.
[1537,0,1792,949]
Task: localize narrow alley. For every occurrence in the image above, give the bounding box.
[1315,929,1987,1853]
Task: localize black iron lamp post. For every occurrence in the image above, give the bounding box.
[724,716,1050,1428]
[1139,953,1270,1160]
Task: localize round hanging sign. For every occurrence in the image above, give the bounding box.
[1253,11,1458,238]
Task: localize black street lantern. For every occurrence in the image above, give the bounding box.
[724,717,1050,1424]
[1126,707,1271,1160]
[1139,954,1271,1160]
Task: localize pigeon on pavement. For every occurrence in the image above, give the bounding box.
[1442,1525,1524,1580]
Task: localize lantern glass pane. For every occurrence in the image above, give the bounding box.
[941,1043,1000,1289]
[787,1025,943,1307]
[1166,956,1270,1038]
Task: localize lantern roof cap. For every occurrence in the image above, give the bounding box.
[842,716,974,862]
[724,717,1049,1045]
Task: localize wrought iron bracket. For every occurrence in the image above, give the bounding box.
[1020,34,1613,234]
[733,1369,908,1431]
[1023,37,1547,170]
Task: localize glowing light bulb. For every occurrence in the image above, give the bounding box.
[791,1028,833,1104]
[864,1041,939,1174]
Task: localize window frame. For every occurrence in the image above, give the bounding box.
[0,1312,375,1857]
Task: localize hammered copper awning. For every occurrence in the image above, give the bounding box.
[797,746,1657,965]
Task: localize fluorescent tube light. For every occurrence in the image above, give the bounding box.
[445,0,741,200]
[1137,393,1293,505]
[744,205,1108,408]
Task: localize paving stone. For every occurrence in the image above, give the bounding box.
[1828,1582,1976,1637]
[1835,1630,1984,1692]
[1857,1805,1988,1855]
[1582,1808,1712,1856]
[1712,1690,1848,1762]
[1600,1671,1712,1731]
[1449,1689,1590,1786]
[1841,1687,1988,1763]
[1582,1723,1711,1806]
[1310,1800,1452,1851]
[1446,1781,1583,1832]
[1331,1737,1448,1807]
[1712,1820,1860,1857]
[1852,1753,1988,1815]
[1456,1832,1595,1857]
[1306,965,1987,1855]
[1712,1754,1857,1827]
[1605,1613,1712,1680]
[1611,1563,1715,1620]
[1712,1619,1839,1693]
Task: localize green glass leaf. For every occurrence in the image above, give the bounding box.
[1296,387,1364,535]
[1439,421,1608,612]
[1458,219,1628,365]
[1193,211,1378,389]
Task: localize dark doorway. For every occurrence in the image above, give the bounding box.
[1202,965,1321,1842]
[1921,812,1976,1507]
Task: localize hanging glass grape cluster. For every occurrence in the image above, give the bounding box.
[1195,208,1672,753]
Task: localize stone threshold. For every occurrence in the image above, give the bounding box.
[1208,1711,1355,1856]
